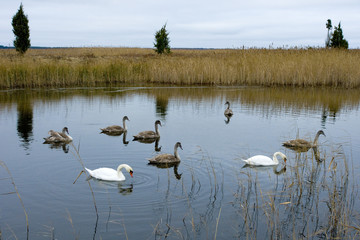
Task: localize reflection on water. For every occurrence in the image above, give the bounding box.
[243,163,287,175]
[133,137,162,152]
[0,85,359,239]
[17,99,33,151]
[90,178,134,196]
[224,114,232,124]
[101,130,129,145]
[43,141,70,153]
[155,95,168,120]
[148,162,182,180]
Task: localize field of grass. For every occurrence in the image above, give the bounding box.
[0,47,360,89]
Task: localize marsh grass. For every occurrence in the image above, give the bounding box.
[1,48,360,89]
[232,144,358,239]
[0,160,29,240]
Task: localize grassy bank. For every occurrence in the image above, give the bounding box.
[1,48,360,89]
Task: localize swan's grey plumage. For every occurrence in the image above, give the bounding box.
[282,130,325,151]
[101,116,129,135]
[44,127,72,143]
[148,142,183,164]
[224,101,233,116]
[133,120,161,140]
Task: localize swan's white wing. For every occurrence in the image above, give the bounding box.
[85,167,124,181]
[243,155,277,166]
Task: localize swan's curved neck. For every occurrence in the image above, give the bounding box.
[313,132,322,145]
[123,119,127,131]
[226,102,230,109]
[174,145,181,160]
[116,164,126,177]
[155,123,160,135]
[272,154,279,164]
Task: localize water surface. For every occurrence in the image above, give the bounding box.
[0,86,359,239]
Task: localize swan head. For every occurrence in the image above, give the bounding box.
[176,142,183,150]
[123,116,130,122]
[63,127,69,134]
[155,120,162,127]
[118,164,134,178]
[225,101,230,106]
[274,152,287,164]
[317,130,326,137]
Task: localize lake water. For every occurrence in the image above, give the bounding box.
[0,86,359,239]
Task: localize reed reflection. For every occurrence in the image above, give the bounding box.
[155,96,168,120]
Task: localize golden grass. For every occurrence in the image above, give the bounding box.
[0,47,360,89]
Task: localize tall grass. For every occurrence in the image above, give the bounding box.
[232,145,358,239]
[1,48,359,89]
[0,160,29,240]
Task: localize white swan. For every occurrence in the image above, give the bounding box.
[85,164,133,181]
[242,152,287,166]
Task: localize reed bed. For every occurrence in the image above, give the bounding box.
[1,48,360,89]
[233,145,358,239]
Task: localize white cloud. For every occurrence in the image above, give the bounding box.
[0,0,359,48]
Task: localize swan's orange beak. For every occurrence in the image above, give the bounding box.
[129,170,133,178]
[284,158,287,164]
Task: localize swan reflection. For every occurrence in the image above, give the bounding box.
[134,138,162,152]
[148,162,182,180]
[89,178,134,195]
[43,141,70,153]
[224,115,232,124]
[242,164,287,175]
[99,131,130,145]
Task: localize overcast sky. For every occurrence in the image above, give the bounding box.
[1,0,359,48]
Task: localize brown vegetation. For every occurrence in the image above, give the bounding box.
[0,48,360,89]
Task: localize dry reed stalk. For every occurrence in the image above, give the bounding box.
[69,142,99,218]
[1,48,360,89]
[0,160,29,239]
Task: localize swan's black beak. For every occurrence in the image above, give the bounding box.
[129,170,134,178]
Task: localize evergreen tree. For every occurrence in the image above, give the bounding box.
[12,3,31,54]
[325,19,332,48]
[330,22,348,49]
[154,24,171,54]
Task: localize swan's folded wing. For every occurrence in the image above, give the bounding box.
[148,154,176,163]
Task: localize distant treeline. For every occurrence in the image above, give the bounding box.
[0,45,55,49]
